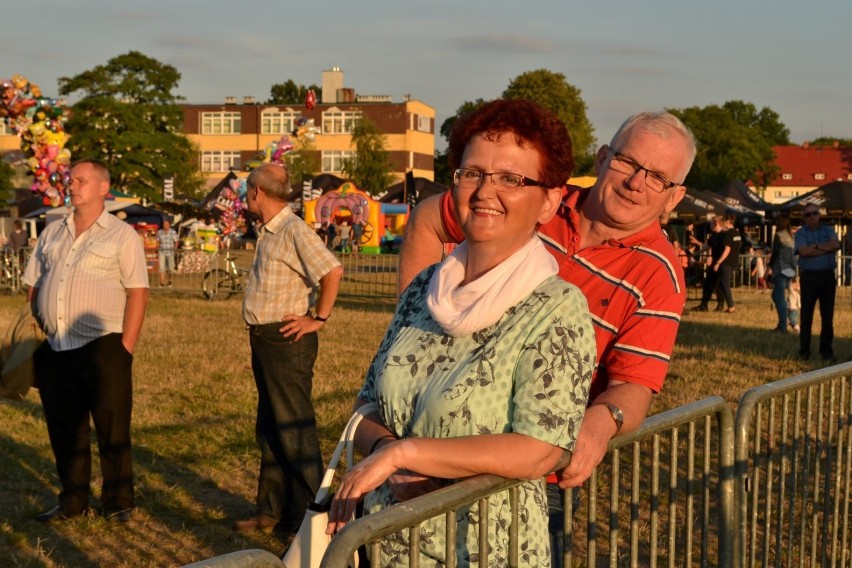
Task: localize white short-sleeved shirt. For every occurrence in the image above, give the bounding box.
[23,209,149,351]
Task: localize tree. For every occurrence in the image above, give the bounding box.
[0,157,15,206]
[58,51,205,201]
[809,137,852,147]
[283,136,321,187]
[267,80,321,105]
[439,99,487,142]
[668,101,790,191]
[502,69,596,173]
[342,118,395,195]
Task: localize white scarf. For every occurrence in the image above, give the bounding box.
[426,237,558,337]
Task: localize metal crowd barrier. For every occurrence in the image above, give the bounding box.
[334,252,399,299]
[187,365,852,567]
[0,246,30,294]
[147,251,400,300]
[735,361,852,568]
[322,397,736,568]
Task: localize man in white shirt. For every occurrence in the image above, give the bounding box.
[23,160,149,523]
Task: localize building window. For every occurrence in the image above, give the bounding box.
[261,110,298,135]
[814,173,825,180]
[417,116,431,132]
[201,151,241,172]
[201,111,242,134]
[322,150,355,173]
[781,173,793,180]
[322,110,361,134]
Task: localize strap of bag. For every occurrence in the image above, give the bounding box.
[314,402,379,506]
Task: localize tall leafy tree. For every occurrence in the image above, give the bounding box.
[0,157,15,206]
[439,99,487,142]
[283,136,321,187]
[810,137,852,146]
[267,80,321,105]
[669,101,790,191]
[342,118,395,195]
[58,50,204,201]
[503,69,596,173]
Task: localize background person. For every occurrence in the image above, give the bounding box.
[156,219,178,287]
[235,163,344,537]
[715,214,742,313]
[692,217,726,312]
[6,219,28,253]
[787,276,801,332]
[794,204,840,362]
[23,159,149,523]
[768,214,796,332]
[327,99,595,566]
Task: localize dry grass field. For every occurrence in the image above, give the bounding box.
[0,286,849,567]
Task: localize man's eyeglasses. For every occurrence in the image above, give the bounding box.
[453,168,544,192]
[803,210,820,218]
[607,147,681,193]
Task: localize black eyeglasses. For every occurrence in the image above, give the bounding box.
[607,147,681,193]
[803,210,820,218]
[452,168,544,192]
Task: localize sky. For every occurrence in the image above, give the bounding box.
[3,0,851,151]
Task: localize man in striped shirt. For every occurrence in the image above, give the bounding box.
[400,111,696,487]
[24,159,149,523]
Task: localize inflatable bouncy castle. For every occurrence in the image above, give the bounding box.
[303,181,408,254]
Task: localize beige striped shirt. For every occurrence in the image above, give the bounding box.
[23,209,149,351]
[242,206,341,326]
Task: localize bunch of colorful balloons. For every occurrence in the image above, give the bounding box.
[217,176,248,238]
[0,74,72,206]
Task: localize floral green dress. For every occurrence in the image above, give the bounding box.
[358,266,595,567]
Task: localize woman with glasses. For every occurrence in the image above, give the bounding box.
[327,99,595,567]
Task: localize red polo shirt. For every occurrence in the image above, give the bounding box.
[440,186,686,401]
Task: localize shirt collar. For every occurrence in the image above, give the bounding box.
[563,185,667,248]
[261,204,292,234]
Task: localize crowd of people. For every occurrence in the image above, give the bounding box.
[12,97,849,566]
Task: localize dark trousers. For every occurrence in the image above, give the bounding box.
[249,324,323,530]
[699,266,721,305]
[799,271,836,358]
[717,265,735,308]
[34,333,134,514]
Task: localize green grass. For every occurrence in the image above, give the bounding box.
[0,287,848,566]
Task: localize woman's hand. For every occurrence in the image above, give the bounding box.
[326,441,404,535]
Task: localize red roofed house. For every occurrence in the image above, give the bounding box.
[759,143,852,203]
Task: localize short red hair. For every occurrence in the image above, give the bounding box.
[448,99,574,188]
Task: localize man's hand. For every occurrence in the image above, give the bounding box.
[280,314,322,341]
[556,404,616,488]
[386,469,445,502]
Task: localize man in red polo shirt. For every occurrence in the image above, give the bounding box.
[399,111,696,488]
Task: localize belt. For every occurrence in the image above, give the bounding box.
[246,321,282,332]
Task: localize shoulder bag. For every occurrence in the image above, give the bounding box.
[281,402,378,568]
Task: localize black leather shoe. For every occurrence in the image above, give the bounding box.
[104,508,133,523]
[690,304,708,312]
[35,505,86,523]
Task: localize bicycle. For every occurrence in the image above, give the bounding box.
[202,249,249,300]
[0,249,24,295]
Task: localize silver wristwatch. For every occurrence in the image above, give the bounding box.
[593,401,624,436]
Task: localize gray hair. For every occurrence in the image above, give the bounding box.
[610,112,697,183]
[71,159,111,185]
[246,164,292,201]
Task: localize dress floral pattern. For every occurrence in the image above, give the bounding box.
[358,266,595,567]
